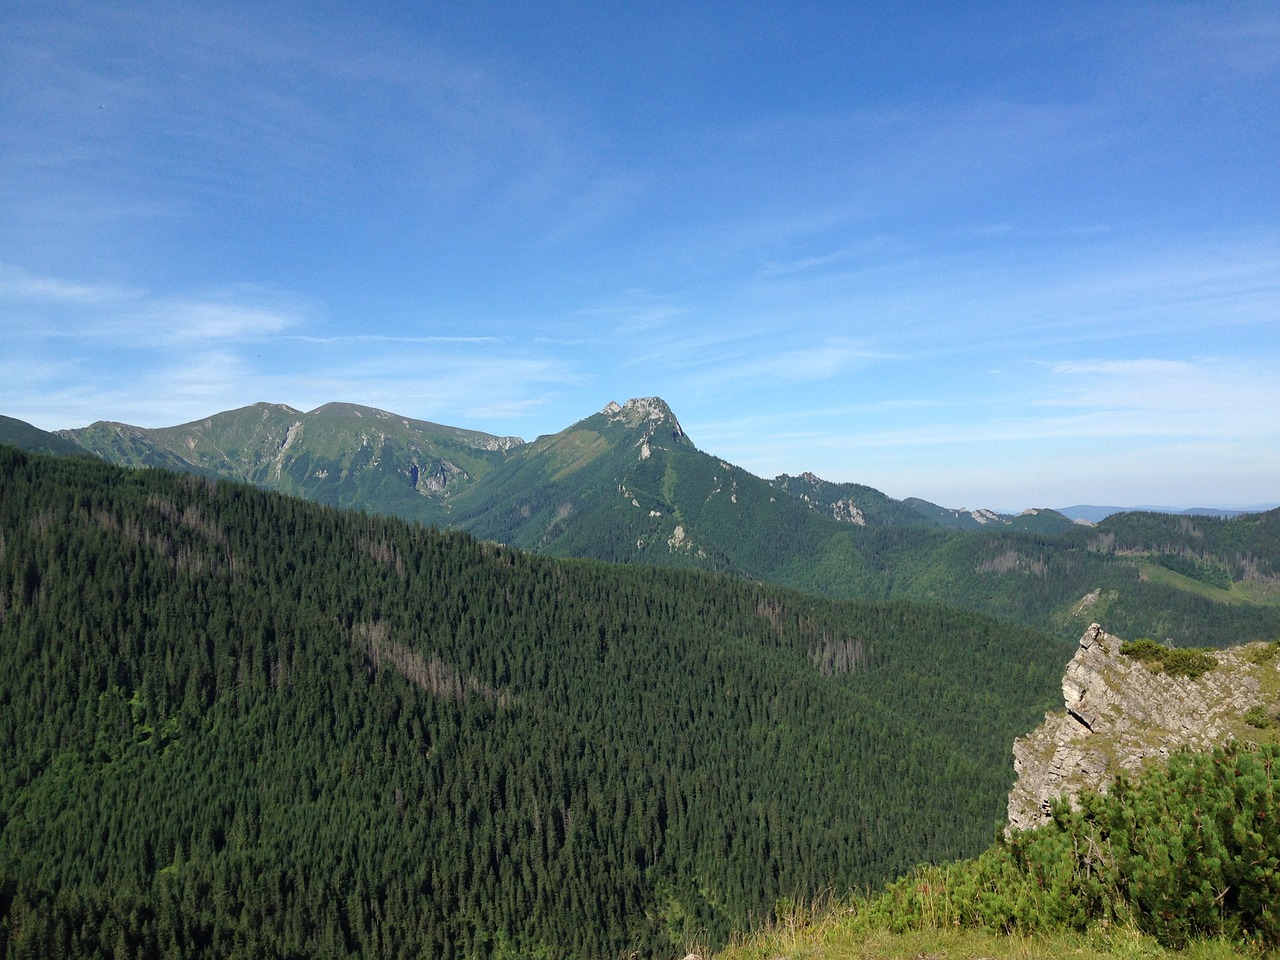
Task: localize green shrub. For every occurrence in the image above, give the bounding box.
[1246,641,1280,665]
[860,742,1280,948]
[1119,637,1217,679]
[1243,705,1274,729]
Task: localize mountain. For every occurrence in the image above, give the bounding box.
[31,397,1280,647]
[53,397,1049,538]
[0,415,92,457]
[1058,503,1280,523]
[61,401,523,522]
[442,398,883,583]
[0,444,1065,958]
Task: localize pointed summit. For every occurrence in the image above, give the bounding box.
[601,397,687,443]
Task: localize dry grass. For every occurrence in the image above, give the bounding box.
[713,900,1275,960]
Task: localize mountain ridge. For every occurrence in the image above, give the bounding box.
[24,397,1081,530]
[5,400,1270,522]
[6,399,1280,648]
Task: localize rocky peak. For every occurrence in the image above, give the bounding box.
[1007,623,1278,832]
[602,397,687,443]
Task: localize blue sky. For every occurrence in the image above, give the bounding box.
[2,1,1277,510]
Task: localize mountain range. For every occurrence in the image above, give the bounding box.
[4,397,1280,646]
[27,398,1073,531]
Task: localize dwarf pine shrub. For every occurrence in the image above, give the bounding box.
[1119,637,1217,680]
[861,742,1280,948]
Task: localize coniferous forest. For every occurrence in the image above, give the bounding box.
[0,446,1067,958]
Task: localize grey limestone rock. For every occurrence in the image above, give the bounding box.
[1007,623,1274,831]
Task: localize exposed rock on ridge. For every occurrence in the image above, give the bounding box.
[602,397,686,439]
[601,397,689,462]
[1007,623,1278,832]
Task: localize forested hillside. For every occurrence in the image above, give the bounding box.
[26,400,1280,649]
[0,446,1065,959]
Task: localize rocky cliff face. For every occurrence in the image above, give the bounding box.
[1007,623,1280,831]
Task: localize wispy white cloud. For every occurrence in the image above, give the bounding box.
[152,300,296,342]
[684,348,1280,508]
[0,264,142,303]
[685,340,893,386]
[282,334,506,346]
[1118,4,1280,86]
[534,170,655,246]
[573,293,692,331]
[1036,357,1280,434]
[751,231,1279,360]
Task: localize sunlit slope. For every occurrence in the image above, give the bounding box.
[63,401,520,521]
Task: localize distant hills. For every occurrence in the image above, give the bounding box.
[4,398,1279,646]
[1057,503,1280,523]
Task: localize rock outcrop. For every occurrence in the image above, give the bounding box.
[1007,623,1279,831]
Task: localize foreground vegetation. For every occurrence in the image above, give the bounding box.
[4,442,1276,958]
[719,920,1265,960]
[721,741,1280,960]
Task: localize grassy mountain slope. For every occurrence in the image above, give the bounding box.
[39,398,1280,647]
[61,401,521,523]
[0,415,94,458]
[0,445,1066,959]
